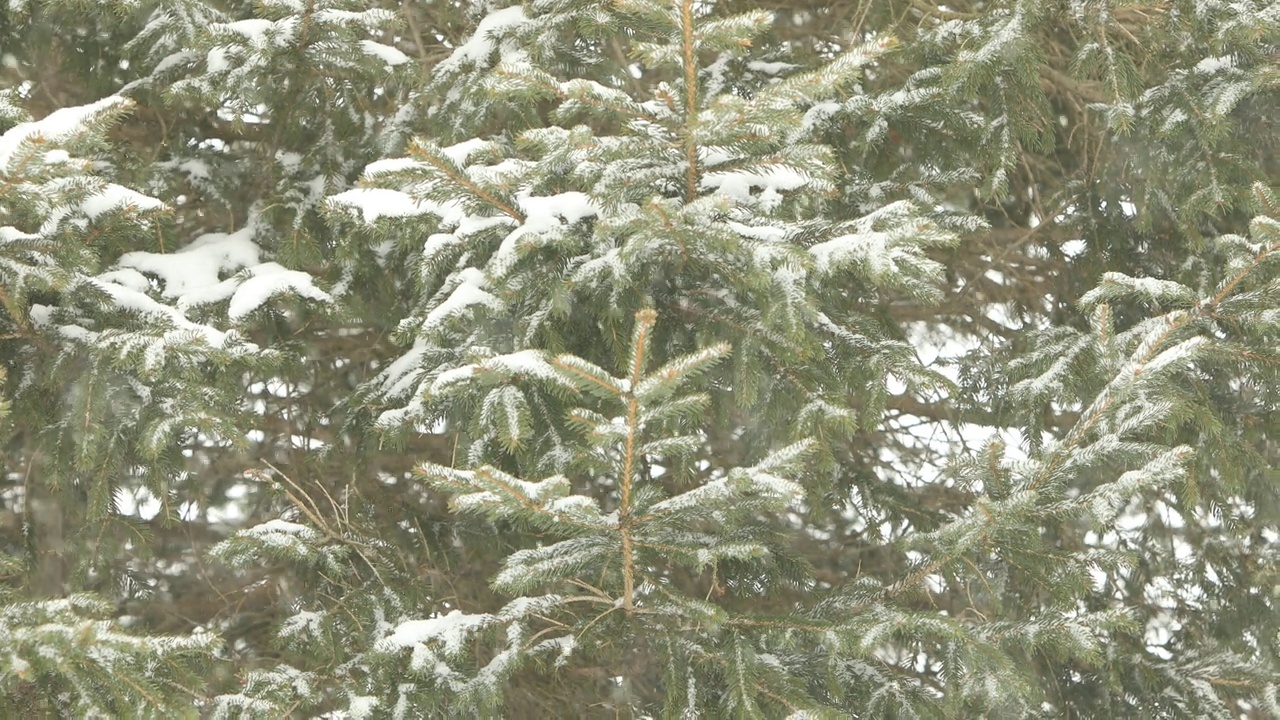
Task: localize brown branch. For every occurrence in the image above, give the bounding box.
[408,144,525,222]
[1039,66,1106,104]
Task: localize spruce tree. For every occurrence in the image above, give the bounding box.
[1,0,1275,717]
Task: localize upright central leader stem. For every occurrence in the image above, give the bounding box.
[619,393,639,613]
[618,311,655,613]
[681,0,699,202]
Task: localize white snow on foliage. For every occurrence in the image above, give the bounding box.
[727,220,787,242]
[226,262,333,320]
[327,188,430,223]
[360,156,425,176]
[210,17,299,49]
[808,200,926,274]
[117,226,260,299]
[378,596,562,668]
[312,7,396,30]
[809,227,894,272]
[81,184,166,219]
[360,40,410,67]
[1080,272,1193,306]
[430,348,566,394]
[430,364,479,394]
[0,95,126,172]
[1193,55,1234,74]
[800,102,841,133]
[154,50,200,75]
[532,634,576,667]
[346,695,379,719]
[112,223,330,319]
[0,226,39,242]
[747,60,797,75]
[700,166,808,211]
[279,610,324,639]
[440,138,491,165]
[206,47,231,73]
[375,337,430,399]
[240,519,318,554]
[290,0,338,11]
[88,277,233,349]
[1140,336,1206,375]
[652,468,803,513]
[422,267,502,333]
[379,610,492,655]
[485,349,564,382]
[246,518,313,536]
[489,192,601,273]
[438,6,529,70]
[518,192,599,226]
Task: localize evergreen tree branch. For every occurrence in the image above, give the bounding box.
[681,0,700,202]
[407,143,525,222]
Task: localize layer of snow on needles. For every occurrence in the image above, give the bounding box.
[114,224,330,317]
[210,17,299,49]
[81,184,166,219]
[438,6,528,70]
[242,519,319,551]
[490,192,601,270]
[328,188,431,223]
[226,262,332,320]
[206,47,231,73]
[347,695,379,719]
[89,276,231,348]
[700,165,809,208]
[747,60,797,75]
[486,349,564,384]
[518,192,600,226]
[808,228,893,273]
[440,138,490,165]
[117,226,261,300]
[360,40,410,66]
[379,610,492,655]
[423,267,502,332]
[0,96,126,172]
[1193,55,1234,74]
[360,156,425,176]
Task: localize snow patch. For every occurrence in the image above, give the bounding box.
[116,226,261,300]
[0,96,127,173]
[747,60,797,75]
[226,262,332,320]
[206,47,230,73]
[81,184,166,219]
[380,610,492,655]
[441,138,491,166]
[421,267,503,333]
[362,156,427,176]
[489,192,600,272]
[211,17,299,49]
[438,6,528,71]
[89,277,231,348]
[1193,55,1234,74]
[114,224,329,318]
[328,188,430,223]
[361,40,410,67]
[701,166,808,211]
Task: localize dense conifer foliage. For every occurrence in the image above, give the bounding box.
[1,0,1276,716]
